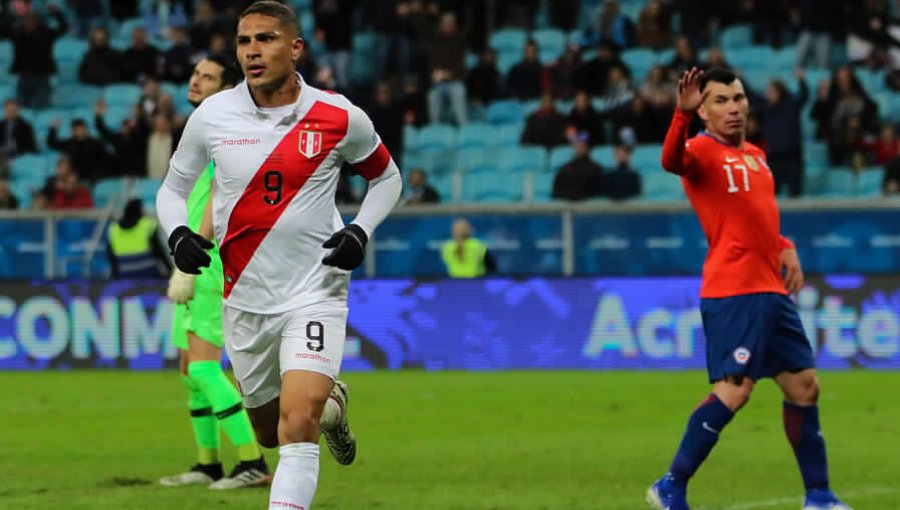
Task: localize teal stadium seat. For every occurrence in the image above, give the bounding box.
[821,169,854,197]
[462,172,523,203]
[496,51,519,75]
[621,48,655,81]
[104,84,142,107]
[532,28,566,63]
[489,29,527,56]
[733,46,775,72]
[720,25,752,49]
[856,168,885,197]
[53,84,103,109]
[428,171,455,202]
[642,173,685,202]
[631,145,663,174]
[404,148,456,175]
[53,38,88,63]
[497,122,524,146]
[486,100,524,124]
[774,46,796,70]
[0,41,11,63]
[351,32,375,86]
[414,124,458,151]
[93,178,128,207]
[456,147,497,173]
[11,181,34,209]
[457,123,495,149]
[135,178,162,209]
[804,142,828,167]
[532,172,556,202]
[11,153,54,180]
[118,18,145,40]
[548,146,575,172]
[590,146,616,167]
[498,146,547,174]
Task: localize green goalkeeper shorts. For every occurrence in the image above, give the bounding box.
[171,286,224,350]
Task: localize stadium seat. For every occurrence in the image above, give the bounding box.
[496,122,524,146]
[621,48,655,81]
[53,84,103,109]
[0,41,11,63]
[720,24,752,49]
[10,181,35,209]
[118,18,145,40]
[732,46,775,72]
[804,142,828,167]
[415,124,458,151]
[821,168,855,197]
[406,147,456,175]
[590,146,616,167]
[457,147,497,173]
[774,46,797,70]
[641,173,685,202]
[489,29,527,55]
[10,154,52,180]
[462,171,523,203]
[548,146,575,172]
[856,167,885,197]
[428,171,456,202]
[631,145,663,174]
[135,178,162,209]
[498,146,547,174]
[457,123,495,149]
[531,171,556,202]
[402,125,418,149]
[351,32,375,86]
[93,178,128,207]
[856,69,885,93]
[486,100,524,124]
[496,51,519,75]
[104,84,142,107]
[53,38,89,62]
[532,28,566,60]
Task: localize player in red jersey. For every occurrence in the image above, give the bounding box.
[645,68,852,510]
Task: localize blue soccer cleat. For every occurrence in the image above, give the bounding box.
[646,473,690,510]
[802,489,853,510]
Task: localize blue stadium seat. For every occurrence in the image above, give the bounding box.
[457,123,495,149]
[405,148,456,175]
[522,99,541,116]
[856,168,885,197]
[532,172,556,202]
[10,181,35,209]
[135,178,162,209]
[855,69,885,93]
[56,59,80,84]
[486,100,524,124]
[720,25,752,49]
[351,32,375,86]
[532,28,566,61]
[631,145,663,174]
[94,178,128,207]
[53,38,89,62]
[821,169,854,197]
[402,125,418,150]
[0,41,11,63]
[10,154,53,180]
[496,51,519,75]
[590,146,616,167]
[104,84,142,107]
[0,84,13,102]
[428,171,455,202]
[457,147,497,173]
[497,122,524,146]
[415,124,458,151]
[775,46,797,70]
[732,46,775,72]
[804,142,828,167]
[118,18,145,40]
[641,173,685,202]
[53,84,103,109]
[462,171,523,203]
[548,146,575,172]
[621,48,655,80]
[889,95,900,123]
[489,29,527,55]
[498,146,547,174]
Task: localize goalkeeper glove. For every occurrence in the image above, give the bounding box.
[166,269,196,304]
[322,224,367,271]
[168,225,213,275]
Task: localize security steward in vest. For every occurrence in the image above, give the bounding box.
[106,198,171,278]
[441,219,498,278]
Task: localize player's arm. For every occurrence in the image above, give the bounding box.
[323,104,402,271]
[156,107,213,274]
[661,67,707,177]
[779,235,803,294]
[198,180,214,241]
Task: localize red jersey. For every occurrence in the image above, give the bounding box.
[661,109,794,298]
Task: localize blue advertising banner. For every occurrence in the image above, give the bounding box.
[1,277,897,371]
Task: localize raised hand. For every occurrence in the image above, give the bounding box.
[677,67,708,113]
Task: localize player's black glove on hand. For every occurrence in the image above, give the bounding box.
[168,225,213,275]
[322,224,368,270]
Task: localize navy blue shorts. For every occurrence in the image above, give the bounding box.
[700,293,815,383]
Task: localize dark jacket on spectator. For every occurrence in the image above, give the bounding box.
[47,128,109,183]
[753,79,809,158]
[122,44,161,82]
[96,115,148,177]
[10,11,68,75]
[506,60,544,100]
[567,106,605,147]
[314,0,355,51]
[552,156,604,200]
[79,46,123,85]
[466,62,501,105]
[162,42,193,83]
[604,163,641,200]
[429,32,467,81]
[0,117,37,156]
[521,108,568,148]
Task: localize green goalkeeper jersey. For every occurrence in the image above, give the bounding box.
[188,162,223,293]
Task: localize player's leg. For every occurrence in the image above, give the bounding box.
[159,305,223,486]
[647,294,771,510]
[768,295,852,510]
[267,306,351,510]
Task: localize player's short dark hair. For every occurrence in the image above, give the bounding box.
[204,53,242,88]
[700,67,738,91]
[240,1,300,37]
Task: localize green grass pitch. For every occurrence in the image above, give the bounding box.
[1,370,896,509]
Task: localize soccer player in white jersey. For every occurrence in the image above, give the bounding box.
[155,2,402,508]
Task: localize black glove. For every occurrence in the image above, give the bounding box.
[167,225,213,275]
[322,224,368,270]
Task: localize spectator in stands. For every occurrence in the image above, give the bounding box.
[858,124,900,166]
[401,75,428,127]
[314,0,354,91]
[106,198,171,279]
[146,113,174,180]
[567,90,605,146]
[612,95,662,144]
[0,99,37,158]
[36,157,94,209]
[582,0,635,50]
[810,78,831,140]
[403,168,440,204]
[368,82,404,166]
[639,65,676,117]
[744,0,788,48]
[521,93,567,149]
[110,0,139,23]
[0,180,19,210]
[821,67,879,164]
[665,36,701,81]
[137,78,164,121]
[70,0,105,38]
[751,71,809,197]
[603,66,633,109]
[427,12,467,126]
[499,0,538,30]
[371,0,412,80]
[95,101,147,176]
[79,27,123,86]
[10,6,68,109]
[605,144,641,201]
[507,39,544,100]
[441,219,497,277]
[703,47,731,70]
[794,0,834,69]
[848,10,900,70]
[883,156,900,195]
[189,1,219,54]
[122,27,162,82]
[637,0,671,50]
[547,43,583,100]
[576,41,627,96]
[549,0,579,30]
[161,26,193,83]
[206,33,231,60]
[47,118,109,183]
[466,49,501,114]
[552,133,603,201]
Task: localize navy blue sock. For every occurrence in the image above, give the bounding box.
[668,394,735,485]
[783,401,830,491]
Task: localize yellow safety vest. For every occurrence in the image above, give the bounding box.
[108,217,158,276]
[441,238,487,278]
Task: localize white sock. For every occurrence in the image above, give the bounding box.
[269,443,319,510]
[319,395,342,431]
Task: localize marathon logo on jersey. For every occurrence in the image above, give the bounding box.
[733,347,752,365]
[299,130,323,158]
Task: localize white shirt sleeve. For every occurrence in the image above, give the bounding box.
[338,103,401,236]
[156,107,210,238]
